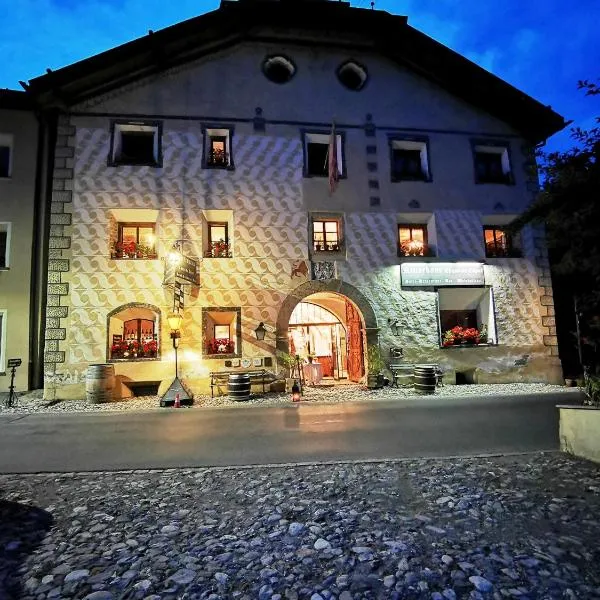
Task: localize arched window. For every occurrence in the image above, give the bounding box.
[107,304,160,361]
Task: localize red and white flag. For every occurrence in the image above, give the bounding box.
[328,121,339,195]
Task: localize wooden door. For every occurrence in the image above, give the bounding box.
[345,300,364,382]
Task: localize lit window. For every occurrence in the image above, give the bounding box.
[398,225,427,256]
[313,220,340,252]
[303,131,343,178]
[206,222,231,258]
[484,226,521,258]
[110,122,161,167]
[204,128,234,169]
[473,142,512,184]
[438,287,497,347]
[112,223,156,259]
[203,308,241,356]
[108,305,159,361]
[0,133,13,178]
[390,137,430,182]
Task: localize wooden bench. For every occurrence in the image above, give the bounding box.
[389,364,444,388]
[209,369,271,397]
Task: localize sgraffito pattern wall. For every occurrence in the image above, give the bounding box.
[46,117,561,394]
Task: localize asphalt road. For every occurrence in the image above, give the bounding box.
[0,392,579,473]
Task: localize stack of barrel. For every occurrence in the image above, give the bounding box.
[413,365,436,395]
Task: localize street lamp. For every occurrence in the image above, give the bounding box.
[254,321,267,341]
[160,310,193,407]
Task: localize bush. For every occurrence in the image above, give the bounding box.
[584,374,600,406]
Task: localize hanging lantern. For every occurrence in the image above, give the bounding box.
[291,380,301,402]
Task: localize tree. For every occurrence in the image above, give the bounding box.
[511,79,600,373]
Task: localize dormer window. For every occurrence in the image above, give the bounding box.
[337,61,368,91]
[204,127,234,169]
[109,121,162,167]
[262,55,296,84]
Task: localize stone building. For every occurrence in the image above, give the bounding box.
[25,0,567,398]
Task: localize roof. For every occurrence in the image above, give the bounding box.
[0,88,35,111]
[24,0,567,142]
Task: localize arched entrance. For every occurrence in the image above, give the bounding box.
[277,280,378,383]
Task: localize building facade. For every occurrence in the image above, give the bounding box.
[26,0,566,399]
[0,91,41,392]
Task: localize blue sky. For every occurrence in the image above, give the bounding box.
[1,0,597,152]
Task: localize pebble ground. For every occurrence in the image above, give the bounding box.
[1,453,599,599]
[0,383,581,414]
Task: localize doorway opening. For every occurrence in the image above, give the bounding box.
[287,292,365,383]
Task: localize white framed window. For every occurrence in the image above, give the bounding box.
[203,127,234,169]
[472,141,512,184]
[0,223,11,269]
[109,121,162,167]
[0,133,14,178]
[438,287,497,347]
[302,131,344,178]
[0,309,6,373]
[389,137,430,182]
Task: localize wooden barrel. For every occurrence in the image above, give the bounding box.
[86,364,116,404]
[413,365,436,395]
[228,373,251,401]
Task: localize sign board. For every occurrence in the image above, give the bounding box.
[401,262,485,287]
[7,358,22,368]
[164,255,200,287]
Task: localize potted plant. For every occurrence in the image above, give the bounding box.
[367,345,385,389]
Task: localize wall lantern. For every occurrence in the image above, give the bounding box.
[388,318,401,336]
[168,241,183,266]
[254,321,267,341]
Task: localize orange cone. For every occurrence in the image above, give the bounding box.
[174,393,181,408]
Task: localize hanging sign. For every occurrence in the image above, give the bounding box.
[401,262,485,287]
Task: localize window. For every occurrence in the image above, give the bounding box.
[204,128,234,169]
[303,131,344,178]
[262,55,296,84]
[205,222,231,258]
[389,137,430,181]
[0,133,13,178]
[313,220,340,252]
[438,287,497,347]
[203,307,241,357]
[112,223,157,259]
[336,61,368,91]
[484,227,521,258]
[473,142,512,184]
[109,121,162,167]
[0,309,6,373]
[0,223,9,268]
[107,304,160,361]
[398,225,428,257]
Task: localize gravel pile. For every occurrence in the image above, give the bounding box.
[0,383,580,415]
[1,453,599,599]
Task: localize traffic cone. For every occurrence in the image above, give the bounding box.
[174,393,181,408]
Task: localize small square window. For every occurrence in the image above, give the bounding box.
[203,307,241,357]
[204,128,234,169]
[483,226,521,258]
[313,220,340,252]
[0,133,13,178]
[206,222,231,258]
[0,223,10,268]
[398,225,429,256]
[473,142,512,184]
[389,137,430,182]
[303,131,344,178]
[110,122,161,167]
[112,223,157,259]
